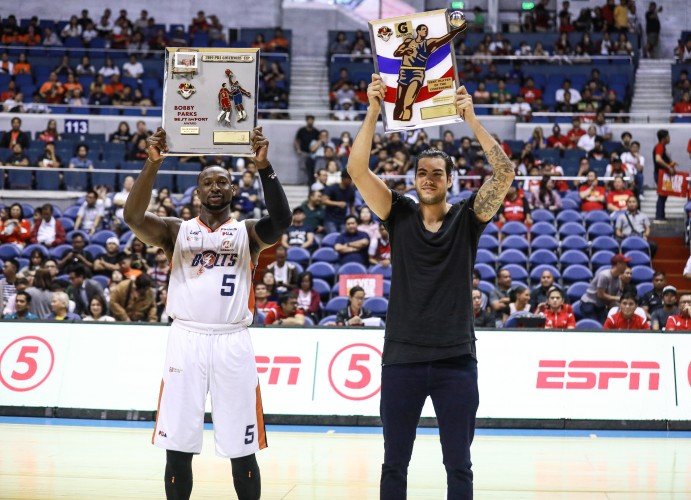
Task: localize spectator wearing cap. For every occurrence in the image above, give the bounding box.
[640,271,666,314]
[580,253,631,324]
[30,203,65,248]
[74,190,105,235]
[614,196,656,257]
[48,291,82,321]
[264,293,306,326]
[3,291,38,320]
[665,294,691,331]
[94,237,124,276]
[281,207,315,250]
[118,254,142,281]
[604,292,649,330]
[540,287,576,329]
[578,170,606,211]
[606,175,634,213]
[334,215,370,266]
[335,98,357,121]
[109,274,157,322]
[651,286,680,331]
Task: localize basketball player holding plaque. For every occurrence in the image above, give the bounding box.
[369,10,467,132]
[162,48,259,156]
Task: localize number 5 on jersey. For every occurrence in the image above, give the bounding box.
[221,274,236,296]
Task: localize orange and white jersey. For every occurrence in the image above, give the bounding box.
[167,217,254,325]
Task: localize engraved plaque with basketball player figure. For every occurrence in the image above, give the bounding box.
[162,47,259,156]
[369,9,466,132]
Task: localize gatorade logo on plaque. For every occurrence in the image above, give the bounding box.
[395,21,413,38]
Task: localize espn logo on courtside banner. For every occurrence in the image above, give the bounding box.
[536,360,660,390]
[255,356,301,385]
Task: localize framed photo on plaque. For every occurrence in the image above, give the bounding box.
[368,9,467,133]
[162,47,259,156]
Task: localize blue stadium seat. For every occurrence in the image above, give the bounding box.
[561,199,580,211]
[625,250,651,267]
[477,280,495,296]
[312,278,331,301]
[311,247,339,264]
[7,168,33,189]
[119,231,132,244]
[498,249,528,267]
[591,250,615,271]
[35,170,62,190]
[583,210,611,227]
[476,249,496,265]
[91,230,117,247]
[529,249,558,267]
[501,264,529,282]
[558,222,586,238]
[66,230,90,243]
[630,265,654,284]
[474,263,496,282]
[58,217,74,232]
[286,247,310,267]
[91,171,117,190]
[368,264,392,279]
[290,262,304,275]
[319,314,337,326]
[588,222,614,238]
[338,262,368,275]
[364,297,388,318]
[320,232,340,248]
[501,221,528,236]
[577,319,602,330]
[92,275,110,289]
[562,265,593,284]
[530,221,557,237]
[0,244,21,260]
[591,235,619,253]
[636,282,654,296]
[84,244,105,260]
[530,209,555,224]
[483,222,499,236]
[324,296,348,315]
[530,264,561,284]
[556,209,583,226]
[531,235,559,252]
[478,234,499,252]
[566,282,589,303]
[501,235,530,253]
[383,279,391,298]
[560,249,590,269]
[50,244,73,260]
[63,170,88,191]
[20,244,49,259]
[572,300,583,320]
[621,236,650,254]
[306,262,336,283]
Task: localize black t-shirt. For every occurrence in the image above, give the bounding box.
[382,191,487,365]
[323,184,355,224]
[645,12,660,34]
[285,225,311,247]
[295,126,320,153]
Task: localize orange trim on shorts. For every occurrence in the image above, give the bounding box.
[151,379,164,444]
[255,383,268,450]
[196,216,234,233]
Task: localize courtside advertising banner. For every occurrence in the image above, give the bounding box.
[1,323,689,421]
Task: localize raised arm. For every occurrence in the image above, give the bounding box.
[245,127,292,258]
[346,73,392,220]
[123,128,181,260]
[456,86,515,222]
[427,25,466,52]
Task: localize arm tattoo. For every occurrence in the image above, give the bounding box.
[473,144,515,222]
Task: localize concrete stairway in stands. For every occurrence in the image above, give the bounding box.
[650,234,690,292]
[288,56,330,118]
[630,59,674,123]
[639,188,687,222]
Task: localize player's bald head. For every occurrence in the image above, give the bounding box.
[197,165,232,185]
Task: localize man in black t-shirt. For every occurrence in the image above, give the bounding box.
[321,173,355,234]
[294,115,320,185]
[347,74,514,499]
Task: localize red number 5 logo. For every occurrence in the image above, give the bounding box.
[0,336,55,392]
[328,344,382,401]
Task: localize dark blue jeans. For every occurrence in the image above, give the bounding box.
[380,356,479,500]
[656,194,667,220]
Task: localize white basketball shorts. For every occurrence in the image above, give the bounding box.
[152,319,267,458]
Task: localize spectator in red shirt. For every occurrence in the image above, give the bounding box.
[541,287,576,329]
[604,292,650,330]
[254,282,278,316]
[263,293,306,326]
[653,129,677,221]
[579,170,607,211]
[606,175,634,212]
[665,293,691,331]
[546,124,570,150]
[519,77,542,104]
[498,186,533,225]
[29,203,66,248]
[292,271,321,322]
[0,203,31,247]
[565,117,586,148]
[673,91,691,114]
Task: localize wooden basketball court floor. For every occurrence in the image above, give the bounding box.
[0,417,689,499]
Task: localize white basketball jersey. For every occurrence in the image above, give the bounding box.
[167,217,255,325]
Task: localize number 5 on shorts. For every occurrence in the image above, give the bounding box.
[245,424,255,444]
[221,274,236,296]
